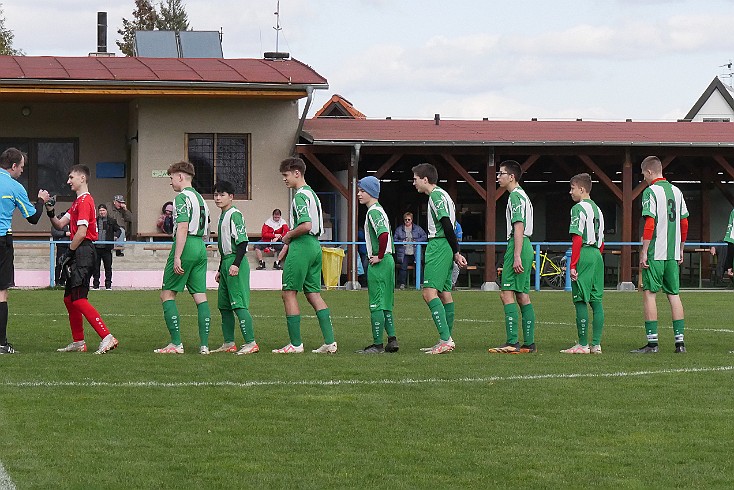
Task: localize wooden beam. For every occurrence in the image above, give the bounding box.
[299,148,349,198]
[621,150,633,283]
[441,153,487,202]
[578,154,623,202]
[713,180,734,208]
[374,153,403,179]
[485,148,497,282]
[551,156,576,178]
[713,155,734,180]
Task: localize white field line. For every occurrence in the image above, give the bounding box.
[3,366,733,389]
[0,461,16,490]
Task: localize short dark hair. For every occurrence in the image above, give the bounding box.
[69,164,90,178]
[168,161,196,177]
[213,180,236,195]
[98,203,107,210]
[570,173,592,192]
[412,163,438,184]
[499,160,522,181]
[279,157,306,174]
[0,147,24,170]
[272,208,282,216]
[641,155,662,173]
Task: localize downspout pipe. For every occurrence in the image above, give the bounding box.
[345,143,361,290]
[292,85,314,156]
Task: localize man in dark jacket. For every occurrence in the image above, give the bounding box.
[93,204,121,290]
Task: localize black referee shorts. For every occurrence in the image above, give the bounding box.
[0,234,14,290]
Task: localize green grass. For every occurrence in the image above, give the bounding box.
[1,289,733,489]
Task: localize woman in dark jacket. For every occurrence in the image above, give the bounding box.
[393,212,428,289]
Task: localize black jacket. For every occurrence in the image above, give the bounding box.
[95,217,121,250]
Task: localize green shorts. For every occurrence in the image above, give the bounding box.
[571,246,604,303]
[367,254,395,311]
[422,239,453,292]
[642,258,680,295]
[282,234,322,293]
[218,255,251,310]
[162,236,208,293]
[501,236,533,293]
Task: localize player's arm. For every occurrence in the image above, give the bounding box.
[640,216,655,268]
[512,221,525,273]
[172,221,188,274]
[46,204,71,231]
[283,221,311,244]
[724,243,734,275]
[68,224,87,251]
[570,234,582,281]
[440,216,466,268]
[679,217,688,264]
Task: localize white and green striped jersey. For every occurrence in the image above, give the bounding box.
[174,187,210,237]
[641,179,689,260]
[217,206,248,256]
[724,209,734,244]
[291,185,324,237]
[505,186,533,239]
[364,202,394,257]
[569,199,604,248]
[427,186,455,239]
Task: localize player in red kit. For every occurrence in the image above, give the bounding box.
[46,165,118,354]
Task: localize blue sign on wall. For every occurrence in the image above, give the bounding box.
[96,162,126,178]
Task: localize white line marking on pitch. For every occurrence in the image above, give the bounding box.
[3,366,732,389]
[0,461,16,490]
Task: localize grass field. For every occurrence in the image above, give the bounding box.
[1,288,733,489]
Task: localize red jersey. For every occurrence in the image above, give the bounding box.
[69,192,98,240]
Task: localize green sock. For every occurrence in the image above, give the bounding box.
[520,303,535,345]
[220,309,235,343]
[370,310,385,345]
[384,310,396,337]
[428,297,450,341]
[286,314,302,346]
[574,302,589,346]
[316,308,335,344]
[444,302,455,337]
[590,301,604,346]
[162,300,181,345]
[503,303,519,344]
[645,320,659,345]
[235,308,254,343]
[673,319,685,344]
[197,301,211,347]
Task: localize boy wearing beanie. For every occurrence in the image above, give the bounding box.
[356,176,399,354]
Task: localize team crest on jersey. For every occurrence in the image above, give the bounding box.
[296,204,309,217]
[373,215,387,229]
[236,224,246,235]
[642,196,654,212]
[434,198,447,211]
[176,202,188,214]
[570,216,580,227]
[512,202,524,213]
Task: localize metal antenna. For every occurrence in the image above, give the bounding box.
[720,60,733,87]
[274,1,282,53]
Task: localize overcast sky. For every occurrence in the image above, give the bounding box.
[4,0,734,121]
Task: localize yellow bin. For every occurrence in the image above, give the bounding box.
[321,247,345,289]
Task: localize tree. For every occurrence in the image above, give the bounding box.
[0,4,23,55]
[157,0,190,31]
[117,0,158,56]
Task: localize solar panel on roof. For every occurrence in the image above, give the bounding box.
[178,31,223,58]
[135,31,179,57]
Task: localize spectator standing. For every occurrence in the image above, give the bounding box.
[0,148,51,354]
[51,210,71,286]
[255,208,289,270]
[92,204,121,290]
[156,201,174,235]
[109,194,132,256]
[394,211,427,289]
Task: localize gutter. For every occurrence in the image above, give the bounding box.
[0,78,329,91]
[300,140,734,148]
[291,86,314,156]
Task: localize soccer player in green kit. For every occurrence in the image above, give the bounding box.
[210,180,259,355]
[561,173,605,354]
[355,176,399,354]
[273,157,337,354]
[489,160,537,354]
[631,155,688,354]
[412,163,467,355]
[154,161,212,355]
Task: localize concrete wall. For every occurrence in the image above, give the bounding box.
[3,101,129,232]
[133,97,299,236]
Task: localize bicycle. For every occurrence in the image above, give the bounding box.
[496,251,566,289]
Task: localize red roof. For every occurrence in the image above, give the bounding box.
[0,56,327,86]
[303,119,734,147]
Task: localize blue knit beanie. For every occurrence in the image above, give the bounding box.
[358,176,380,198]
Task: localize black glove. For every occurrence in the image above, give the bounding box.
[59,248,75,270]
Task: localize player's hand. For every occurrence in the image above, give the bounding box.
[214,272,220,283]
[727,268,733,277]
[570,268,578,281]
[369,256,381,265]
[640,257,649,269]
[454,253,467,268]
[282,232,291,245]
[229,264,239,276]
[513,256,524,273]
[174,257,184,275]
[38,190,50,203]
